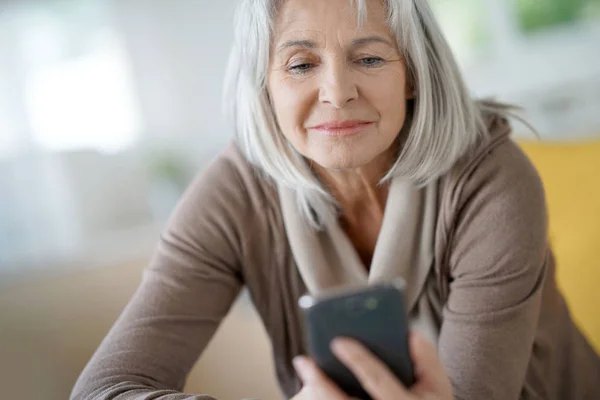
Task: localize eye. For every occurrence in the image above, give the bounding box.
[288,63,314,74]
[357,57,384,67]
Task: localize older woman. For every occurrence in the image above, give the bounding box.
[72,0,600,399]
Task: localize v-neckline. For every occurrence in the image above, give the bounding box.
[328,177,420,282]
[278,174,438,313]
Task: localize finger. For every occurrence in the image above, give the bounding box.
[408,333,452,396]
[331,337,412,400]
[292,356,349,399]
[293,356,322,384]
[410,333,447,378]
[409,333,443,378]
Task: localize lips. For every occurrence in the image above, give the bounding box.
[308,120,374,137]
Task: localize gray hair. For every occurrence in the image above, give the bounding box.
[224,0,509,228]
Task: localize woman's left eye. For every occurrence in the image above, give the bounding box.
[357,57,384,67]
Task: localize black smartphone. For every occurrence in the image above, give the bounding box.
[298,282,414,400]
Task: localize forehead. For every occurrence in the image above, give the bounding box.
[272,0,393,44]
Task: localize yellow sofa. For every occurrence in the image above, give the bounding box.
[519,139,600,352]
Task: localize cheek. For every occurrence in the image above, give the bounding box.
[269,76,314,135]
[382,92,407,129]
[364,71,408,134]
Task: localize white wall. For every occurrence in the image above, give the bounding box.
[464,23,600,139]
[108,0,237,162]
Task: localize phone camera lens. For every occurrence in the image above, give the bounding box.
[365,297,378,310]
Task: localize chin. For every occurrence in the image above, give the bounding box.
[308,149,375,171]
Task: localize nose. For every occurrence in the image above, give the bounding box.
[318,60,358,108]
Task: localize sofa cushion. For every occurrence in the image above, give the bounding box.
[519,139,600,352]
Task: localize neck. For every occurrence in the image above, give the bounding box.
[312,147,395,221]
[312,147,396,267]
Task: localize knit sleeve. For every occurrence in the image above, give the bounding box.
[438,138,549,400]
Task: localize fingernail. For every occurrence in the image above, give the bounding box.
[330,338,342,351]
[293,356,308,379]
[330,337,349,355]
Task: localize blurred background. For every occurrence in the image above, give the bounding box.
[0,0,599,399]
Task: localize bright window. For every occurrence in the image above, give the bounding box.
[0,0,141,158]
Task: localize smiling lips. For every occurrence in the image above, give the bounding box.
[308,120,374,137]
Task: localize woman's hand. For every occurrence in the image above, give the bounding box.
[291,356,351,400]
[292,333,452,400]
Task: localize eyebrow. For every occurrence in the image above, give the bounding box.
[351,35,395,48]
[276,35,395,52]
[277,39,317,52]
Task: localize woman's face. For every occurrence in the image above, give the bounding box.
[267,0,412,170]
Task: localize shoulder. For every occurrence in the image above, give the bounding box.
[441,114,546,221]
[163,140,278,251]
[183,140,277,216]
[438,115,548,275]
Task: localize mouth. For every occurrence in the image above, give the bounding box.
[308,120,374,137]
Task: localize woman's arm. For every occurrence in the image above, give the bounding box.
[70,153,254,400]
[439,139,549,399]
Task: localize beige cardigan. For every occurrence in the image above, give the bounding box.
[72,116,600,400]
